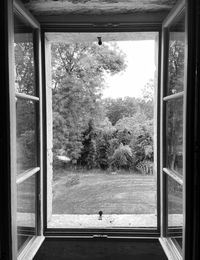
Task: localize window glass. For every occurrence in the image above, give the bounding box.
[166,98,183,175]
[14,15,36,96]
[16,98,37,174]
[167,175,183,249]
[17,175,36,251]
[167,12,185,95]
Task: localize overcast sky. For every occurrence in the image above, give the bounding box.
[103,40,156,99]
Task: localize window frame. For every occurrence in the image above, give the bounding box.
[42,27,162,237]
[13,0,44,259]
[159,0,187,259]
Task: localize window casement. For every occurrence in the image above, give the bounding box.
[159,1,186,259]
[12,1,44,259]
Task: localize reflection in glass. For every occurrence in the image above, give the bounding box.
[166,98,183,175]
[16,99,37,174]
[167,175,183,249]
[14,15,36,96]
[167,12,185,95]
[17,175,36,251]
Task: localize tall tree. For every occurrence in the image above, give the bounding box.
[51,42,126,162]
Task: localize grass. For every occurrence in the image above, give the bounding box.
[52,168,157,214]
[17,168,182,215]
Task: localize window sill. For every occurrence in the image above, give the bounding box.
[18,236,45,260]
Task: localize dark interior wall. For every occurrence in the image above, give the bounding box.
[193,1,200,259]
[34,238,168,260]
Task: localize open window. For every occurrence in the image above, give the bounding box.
[4,0,197,259]
[44,32,159,232]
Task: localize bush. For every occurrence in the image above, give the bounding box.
[132,131,153,163]
[111,144,134,170]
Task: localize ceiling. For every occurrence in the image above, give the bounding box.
[22,0,177,16]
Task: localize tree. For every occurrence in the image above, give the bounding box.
[102,97,137,125]
[96,132,110,170]
[111,144,134,170]
[78,119,97,169]
[51,42,126,162]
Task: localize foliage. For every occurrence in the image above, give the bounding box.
[14,42,35,95]
[132,127,154,163]
[103,92,154,126]
[14,39,157,173]
[51,42,126,161]
[96,132,111,170]
[102,97,138,125]
[78,119,97,169]
[111,144,134,170]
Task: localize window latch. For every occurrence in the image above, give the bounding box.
[92,234,108,239]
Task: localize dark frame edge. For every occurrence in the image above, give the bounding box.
[0,0,17,259]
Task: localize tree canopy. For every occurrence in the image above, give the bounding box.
[51,42,127,162]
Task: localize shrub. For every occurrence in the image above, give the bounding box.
[111,144,134,170]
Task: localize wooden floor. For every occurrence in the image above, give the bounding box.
[34,238,167,260]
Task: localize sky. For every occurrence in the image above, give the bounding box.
[102,40,156,99]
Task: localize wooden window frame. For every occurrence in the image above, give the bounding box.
[12,1,44,259]
[159,0,187,259]
[41,27,161,238]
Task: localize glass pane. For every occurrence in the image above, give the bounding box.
[14,14,36,96]
[17,175,36,252]
[16,98,37,174]
[167,11,185,95]
[166,98,183,175]
[167,175,183,249]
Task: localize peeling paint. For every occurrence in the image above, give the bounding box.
[22,0,178,16]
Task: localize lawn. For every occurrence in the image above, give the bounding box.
[52,169,157,214]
